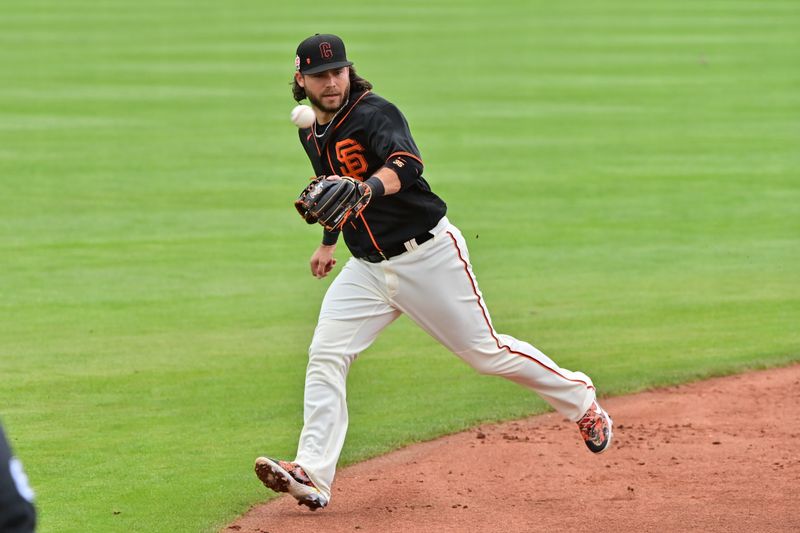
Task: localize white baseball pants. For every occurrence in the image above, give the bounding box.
[294,217,596,500]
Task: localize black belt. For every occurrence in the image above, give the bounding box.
[358,230,435,263]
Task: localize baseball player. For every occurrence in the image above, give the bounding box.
[0,421,36,532]
[255,33,613,510]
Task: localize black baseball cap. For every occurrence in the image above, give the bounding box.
[295,33,353,75]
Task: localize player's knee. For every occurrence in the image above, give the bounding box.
[307,341,355,375]
[308,331,332,359]
[456,342,507,376]
[462,349,503,376]
[470,358,502,376]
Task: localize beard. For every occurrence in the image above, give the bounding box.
[307,86,350,115]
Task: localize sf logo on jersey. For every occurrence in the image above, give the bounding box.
[335,139,368,180]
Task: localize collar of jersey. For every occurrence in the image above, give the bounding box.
[313,90,371,140]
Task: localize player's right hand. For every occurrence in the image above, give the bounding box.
[310,244,337,278]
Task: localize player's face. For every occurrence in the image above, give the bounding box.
[297,67,350,116]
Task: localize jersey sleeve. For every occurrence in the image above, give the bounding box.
[366,103,424,190]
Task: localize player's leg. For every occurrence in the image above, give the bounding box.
[257,257,400,507]
[392,222,600,425]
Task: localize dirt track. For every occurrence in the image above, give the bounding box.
[226,364,800,533]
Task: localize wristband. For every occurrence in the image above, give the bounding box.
[363,175,385,197]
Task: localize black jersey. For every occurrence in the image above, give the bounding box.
[298,90,447,259]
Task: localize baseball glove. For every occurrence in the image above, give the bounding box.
[294,176,372,231]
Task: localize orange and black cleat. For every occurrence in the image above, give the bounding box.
[254,457,328,510]
[578,401,614,454]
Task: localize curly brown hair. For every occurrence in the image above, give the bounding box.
[292,66,373,102]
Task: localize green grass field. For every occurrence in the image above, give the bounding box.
[1,0,798,531]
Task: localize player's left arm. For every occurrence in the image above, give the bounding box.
[364,103,425,196]
[360,158,417,199]
[366,166,401,195]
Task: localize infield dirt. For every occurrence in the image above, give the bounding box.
[226,364,800,533]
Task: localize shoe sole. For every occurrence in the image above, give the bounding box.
[591,412,614,454]
[254,457,328,511]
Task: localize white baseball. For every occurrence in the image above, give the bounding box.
[290,104,316,128]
